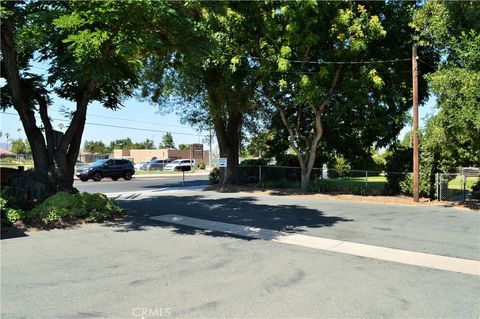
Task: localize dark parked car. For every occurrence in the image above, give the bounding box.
[144,159,170,171]
[76,159,135,182]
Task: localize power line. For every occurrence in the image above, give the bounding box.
[49,108,189,129]
[222,53,411,65]
[1,111,208,137]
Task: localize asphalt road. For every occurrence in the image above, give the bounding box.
[74,174,210,194]
[2,188,479,318]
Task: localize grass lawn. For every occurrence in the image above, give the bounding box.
[447,176,479,190]
[321,175,387,188]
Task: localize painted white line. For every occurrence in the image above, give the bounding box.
[104,186,207,199]
[151,214,480,276]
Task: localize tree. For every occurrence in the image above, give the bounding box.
[1,1,197,191]
[83,140,110,154]
[135,138,154,150]
[10,138,30,155]
[255,2,434,192]
[142,2,262,184]
[161,132,175,149]
[412,1,480,170]
[178,143,191,151]
[109,138,134,150]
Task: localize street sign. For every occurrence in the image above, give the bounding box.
[219,158,227,168]
[191,143,203,160]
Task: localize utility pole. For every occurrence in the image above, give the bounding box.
[412,43,419,202]
[208,128,212,168]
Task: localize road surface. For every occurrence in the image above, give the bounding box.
[2,186,479,318]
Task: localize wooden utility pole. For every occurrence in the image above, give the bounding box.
[412,43,419,202]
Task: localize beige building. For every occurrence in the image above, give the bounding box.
[113,145,209,164]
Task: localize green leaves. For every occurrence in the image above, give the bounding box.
[331,5,386,52]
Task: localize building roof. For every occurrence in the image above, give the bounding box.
[0,148,16,156]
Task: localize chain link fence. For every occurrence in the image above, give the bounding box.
[436,172,480,203]
[238,165,480,203]
[238,165,402,196]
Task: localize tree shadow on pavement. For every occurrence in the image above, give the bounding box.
[142,180,209,189]
[103,195,352,240]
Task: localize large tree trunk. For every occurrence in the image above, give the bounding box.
[212,111,242,185]
[2,13,93,192]
[300,169,311,193]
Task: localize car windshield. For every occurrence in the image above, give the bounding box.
[170,160,180,164]
[89,159,108,166]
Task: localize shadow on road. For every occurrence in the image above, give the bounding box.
[1,227,29,240]
[103,195,352,240]
[142,180,209,189]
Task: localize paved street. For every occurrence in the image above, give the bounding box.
[74,174,210,194]
[2,185,479,318]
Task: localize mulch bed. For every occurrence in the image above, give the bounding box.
[205,184,478,211]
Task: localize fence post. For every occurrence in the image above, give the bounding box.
[435,173,439,201]
[439,174,442,201]
[462,174,466,202]
[365,170,368,190]
[259,165,262,184]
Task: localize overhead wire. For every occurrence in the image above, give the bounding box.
[0,111,208,137]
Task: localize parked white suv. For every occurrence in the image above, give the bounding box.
[163,159,196,171]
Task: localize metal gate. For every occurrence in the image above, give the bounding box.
[436,169,480,202]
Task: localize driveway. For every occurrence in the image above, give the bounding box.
[1,188,479,318]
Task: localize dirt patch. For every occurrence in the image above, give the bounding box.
[205,184,477,211]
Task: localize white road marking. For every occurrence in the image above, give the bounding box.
[151,214,480,276]
[104,186,207,199]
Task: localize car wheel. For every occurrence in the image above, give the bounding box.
[92,172,102,182]
[80,177,89,182]
[124,171,132,180]
[111,177,119,181]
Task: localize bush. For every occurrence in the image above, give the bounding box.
[472,181,480,200]
[209,167,221,184]
[399,172,435,197]
[275,154,300,167]
[258,179,299,189]
[240,158,269,166]
[384,147,412,195]
[333,155,351,178]
[0,191,27,226]
[30,192,122,225]
[197,161,206,170]
[8,169,55,210]
[76,192,122,222]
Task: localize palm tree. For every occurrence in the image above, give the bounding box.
[17,128,22,139]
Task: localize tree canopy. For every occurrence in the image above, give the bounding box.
[412,1,480,170]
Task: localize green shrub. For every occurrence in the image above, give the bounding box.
[333,155,351,178]
[275,154,300,167]
[30,192,122,225]
[209,167,221,184]
[76,192,122,221]
[472,181,480,200]
[8,169,55,210]
[6,208,27,223]
[1,191,27,225]
[240,158,269,166]
[399,173,433,197]
[258,179,299,189]
[197,161,206,170]
[384,147,412,195]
